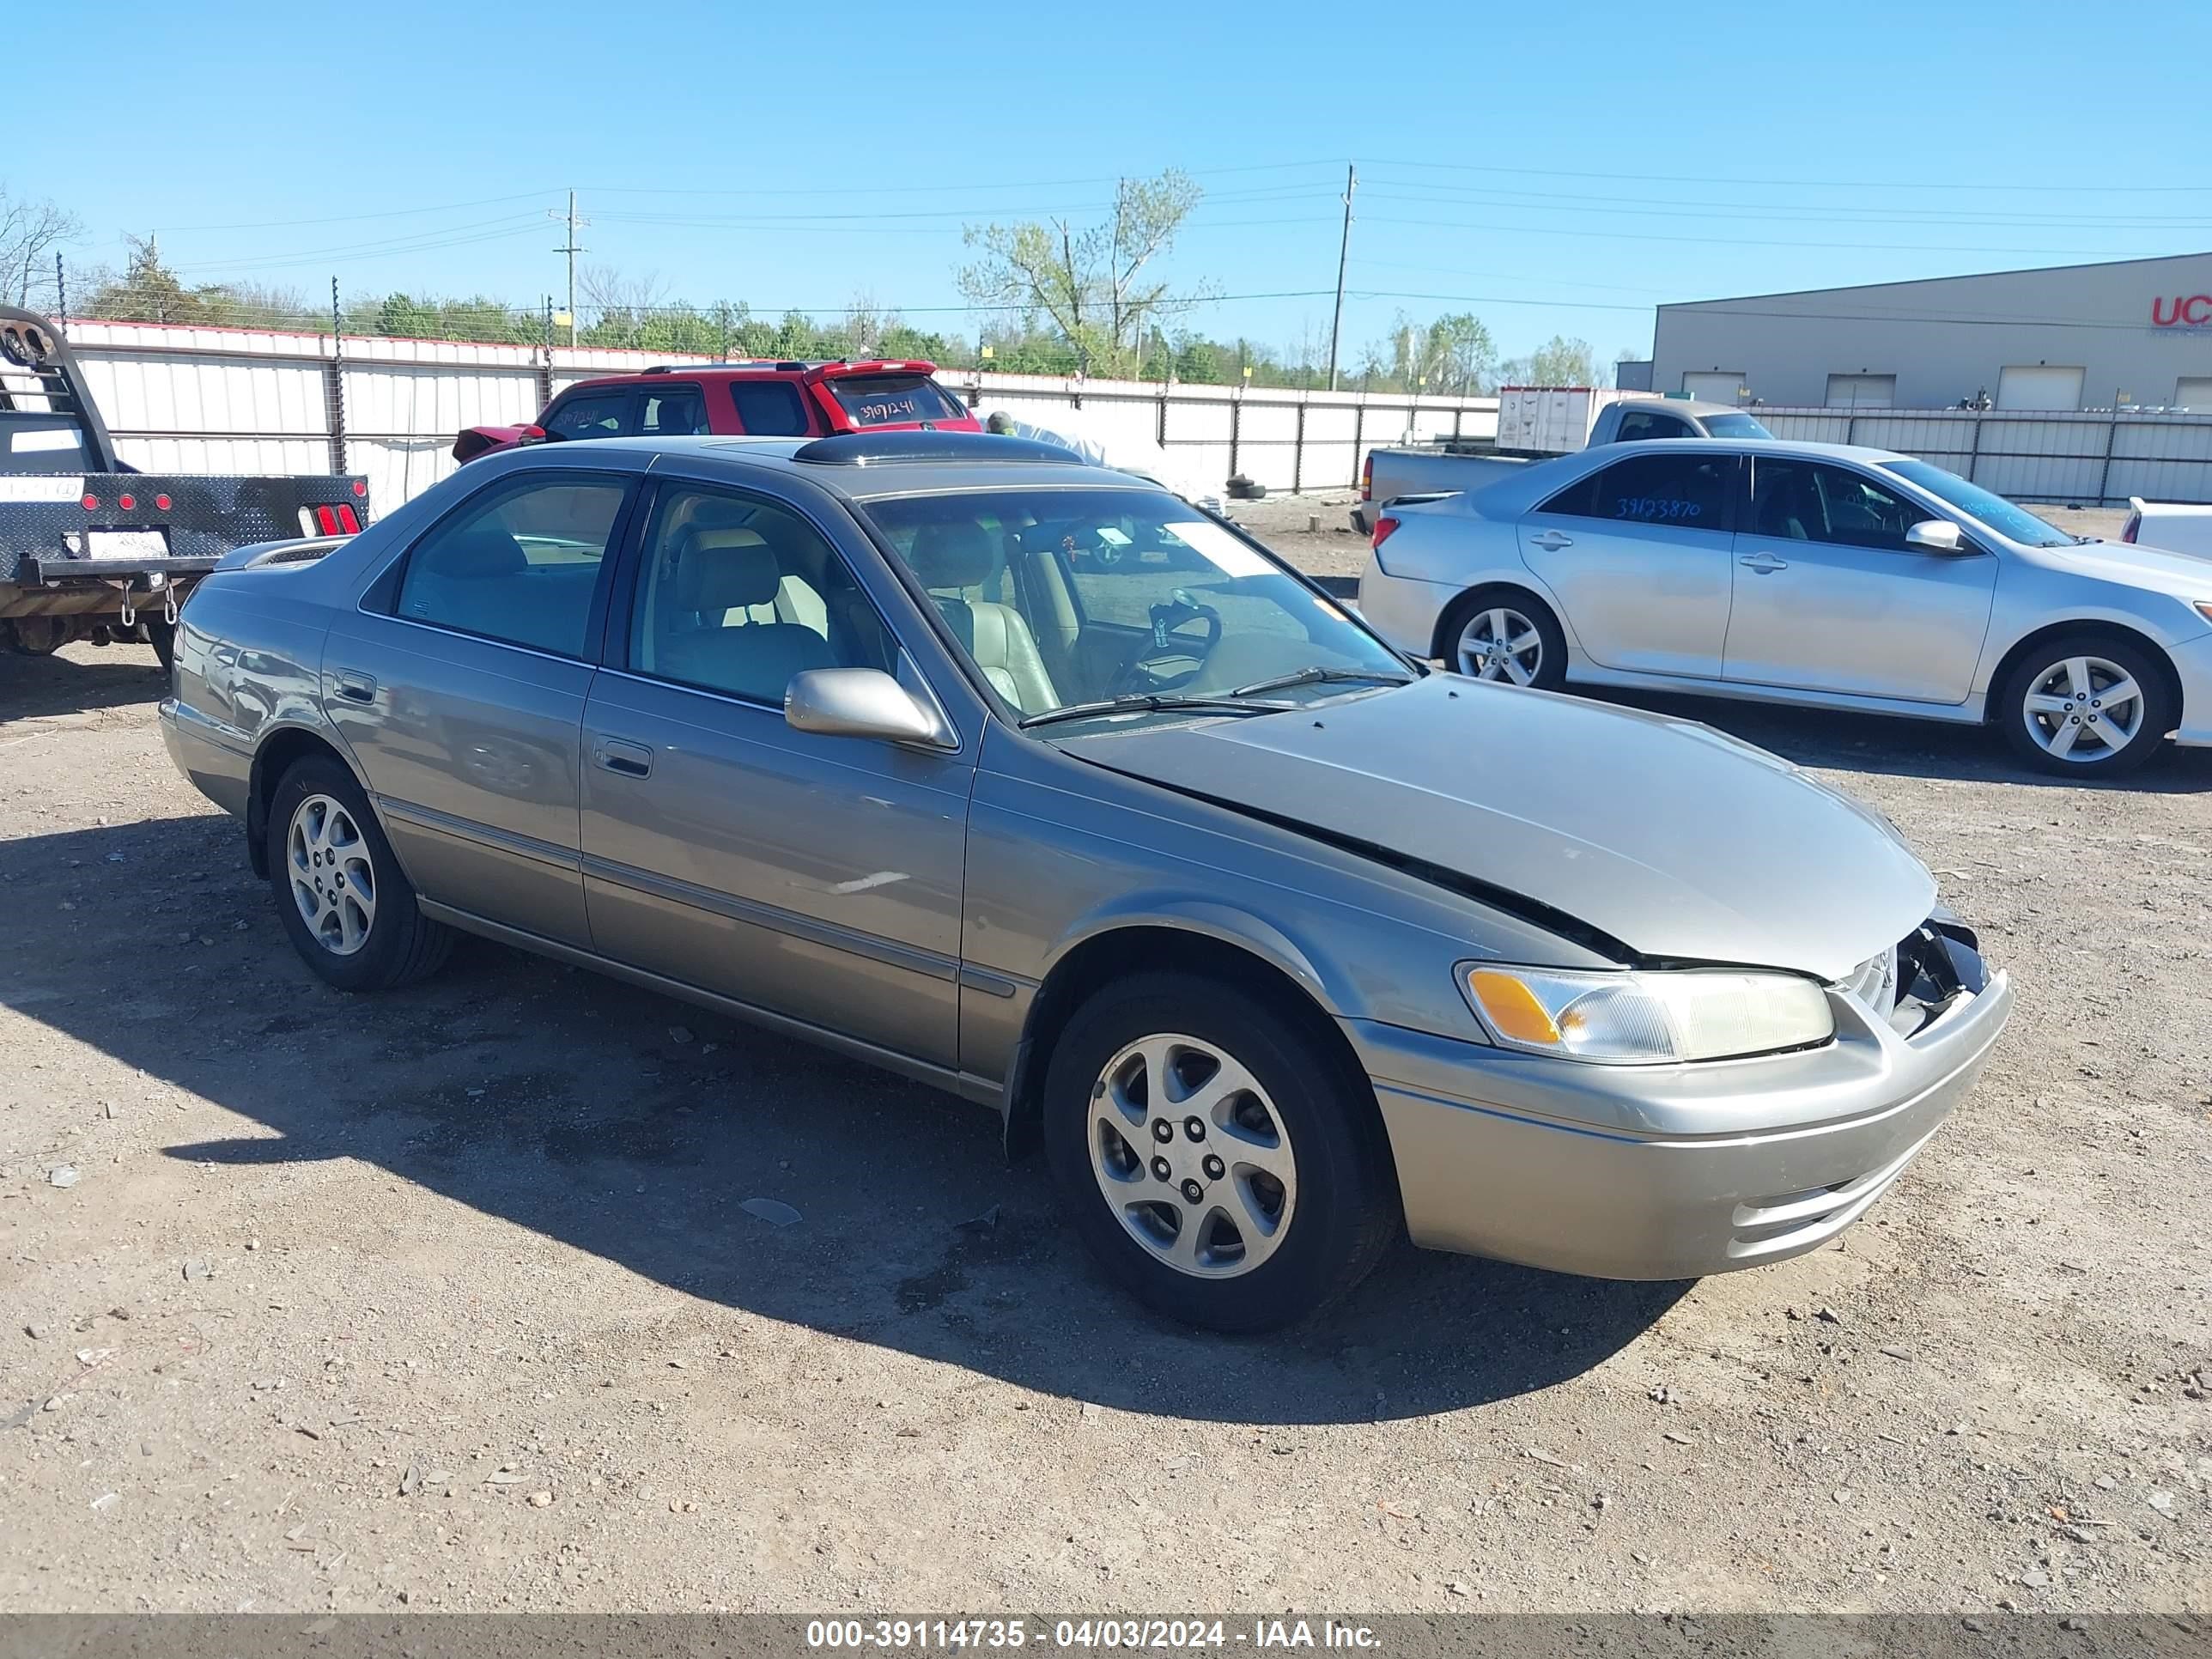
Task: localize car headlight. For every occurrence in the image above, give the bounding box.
[1461,963,1834,1064]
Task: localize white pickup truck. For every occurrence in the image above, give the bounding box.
[2124,498,2212,558]
[1352,395,1772,533]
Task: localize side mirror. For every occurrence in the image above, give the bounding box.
[1905,519,1966,553]
[515,423,549,447]
[785,668,949,745]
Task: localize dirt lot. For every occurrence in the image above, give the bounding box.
[2,542,2209,1614]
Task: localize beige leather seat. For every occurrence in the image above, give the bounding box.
[905,521,1059,714]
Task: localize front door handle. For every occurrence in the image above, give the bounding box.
[1529,530,1575,551]
[592,737,653,778]
[1739,553,1790,574]
[331,670,377,702]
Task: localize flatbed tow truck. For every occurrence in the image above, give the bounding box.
[0,305,368,674]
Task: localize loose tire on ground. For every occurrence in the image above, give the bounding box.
[1041,970,1401,1332]
[265,754,453,992]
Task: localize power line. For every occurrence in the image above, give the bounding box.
[153,191,560,234]
[1358,180,2212,232]
[1361,157,2212,194]
[1359,214,2190,259]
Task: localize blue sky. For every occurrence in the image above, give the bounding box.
[18,0,2211,364]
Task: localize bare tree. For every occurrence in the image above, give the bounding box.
[576,265,670,343]
[0,187,85,311]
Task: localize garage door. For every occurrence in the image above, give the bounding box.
[1996,365,2085,410]
[2175,377,2212,410]
[1681,371,1746,403]
[1825,373,1896,408]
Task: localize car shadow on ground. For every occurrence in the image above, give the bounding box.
[0,642,168,723]
[1,813,1686,1426]
[1583,684,2212,793]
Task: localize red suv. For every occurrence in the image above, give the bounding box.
[451,358,979,463]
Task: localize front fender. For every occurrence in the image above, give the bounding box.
[1038,891,1356,1018]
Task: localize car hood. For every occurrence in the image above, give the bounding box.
[1053,675,1935,981]
[2036,538,2212,590]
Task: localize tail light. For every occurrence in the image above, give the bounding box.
[1372,515,1401,550]
[1359,453,1373,501]
[336,504,361,534]
[313,505,341,535]
[2122,512,2139,544]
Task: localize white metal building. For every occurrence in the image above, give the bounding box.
[1650,252,2212,412]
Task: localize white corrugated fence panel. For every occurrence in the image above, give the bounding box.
[110,435,331,478]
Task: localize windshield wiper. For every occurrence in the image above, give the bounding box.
[1227,665,1417,697]
[1018,694,1296,731]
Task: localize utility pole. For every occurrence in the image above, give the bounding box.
[1326,164,1356,392]
[550,191,587,346]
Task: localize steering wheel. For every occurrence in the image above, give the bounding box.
[1104,589,1224,696]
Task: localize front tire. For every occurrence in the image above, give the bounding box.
[1042,972,1400,1333]
[1441,588,1567,690]
[1997,634,2172,779]
[266,755,453,991]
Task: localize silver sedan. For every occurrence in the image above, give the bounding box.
[160,431,2010,1330]
[1358,437,2212,777]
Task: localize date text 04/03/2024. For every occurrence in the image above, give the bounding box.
[803,1619,1382,1650]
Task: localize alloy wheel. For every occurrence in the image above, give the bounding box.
[1086,1033,1297,1279]
[287,793,378,956]
[2020,654,2146,764]
[1456,606,1543,684]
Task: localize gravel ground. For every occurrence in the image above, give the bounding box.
[2,543,2207,1615]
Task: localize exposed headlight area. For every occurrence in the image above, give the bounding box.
[1461,964,1835,1065]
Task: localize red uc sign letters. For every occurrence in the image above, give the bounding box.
[2152,295,2212,326]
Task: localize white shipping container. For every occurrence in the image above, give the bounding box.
[1494,386,1656,454]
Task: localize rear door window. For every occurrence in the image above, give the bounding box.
[727,380,813,436]
[640,386,705,436]
[543,392,634,441]
[1614,409,1692,441]
[1538,452,1738,530]
[392,476,630,658]
[823,374,965,428]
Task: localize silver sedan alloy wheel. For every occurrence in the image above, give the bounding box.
[1456,605,1544,684]
[1087,1033,1298,1279]
[2020,654,2147,763]
[288,793,378,956]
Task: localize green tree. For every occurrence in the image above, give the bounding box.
[958,170,1206,377]
[1525,335,1604,386]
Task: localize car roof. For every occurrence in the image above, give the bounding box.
[566,360,943,389]
[567,433,1164,501]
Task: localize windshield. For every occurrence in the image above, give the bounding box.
[1702,411,1772,440]
[1880,459,2075,547]
[858,487,1411,724]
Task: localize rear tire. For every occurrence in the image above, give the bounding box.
[1439,587,1567,690]
[1997,633,2172,779]
[1042,971,1400,1333]
[265,754,453,991]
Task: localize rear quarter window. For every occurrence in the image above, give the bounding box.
[825,374,964,428]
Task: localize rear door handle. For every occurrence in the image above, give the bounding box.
[1739,554,1790,574]
[1529,531,1575,551]
[592,738,653,779]
[331,670,377,702]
